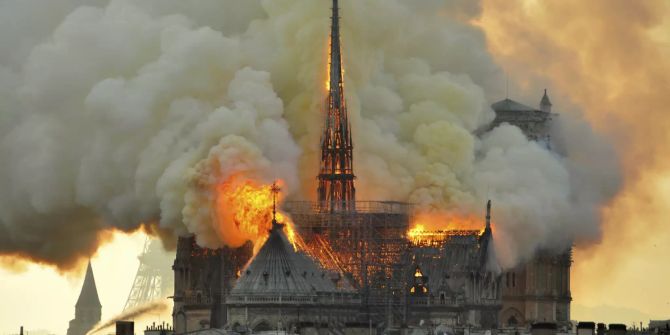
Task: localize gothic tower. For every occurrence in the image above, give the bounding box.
[317,0,356,212]
[540,89,553,114]
[67,261,102,335]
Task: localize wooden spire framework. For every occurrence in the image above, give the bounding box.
[317,0,356,212]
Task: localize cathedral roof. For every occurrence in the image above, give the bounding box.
[75,261,101,308]
[491,98,540,113]
[230,221,344,296]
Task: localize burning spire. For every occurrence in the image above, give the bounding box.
[479,200,493,268]
[317,0,356,212]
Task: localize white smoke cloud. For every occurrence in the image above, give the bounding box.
[0,0,620,269]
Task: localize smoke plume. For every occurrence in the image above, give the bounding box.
[0,0,621,269]
[479,0,670,316]
[88,301,169,334]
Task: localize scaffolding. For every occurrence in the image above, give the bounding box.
[284,201,412,328]
[171,200,499,332]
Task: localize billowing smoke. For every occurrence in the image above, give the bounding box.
[0,0,620,269]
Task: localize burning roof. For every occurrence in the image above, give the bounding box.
[229,217,354,296]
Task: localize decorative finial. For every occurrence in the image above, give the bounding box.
[270,181,281,223]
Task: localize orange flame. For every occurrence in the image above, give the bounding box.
[407,211,485,244]
[214,175,299,254]
[325,37,346,92]
[326,38,332,92]
[414,267,423,278]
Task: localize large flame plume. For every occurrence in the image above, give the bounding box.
[214,176,298,253]
[407,212,485,245]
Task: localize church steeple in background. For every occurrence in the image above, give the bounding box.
[67,261,101,335]
[317,0,356,212]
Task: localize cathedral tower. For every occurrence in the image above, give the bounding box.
[67,261,102,335]
[317,0,356,212]
[540,89,553,114]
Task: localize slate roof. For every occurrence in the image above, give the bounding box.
[230,221,343,296]
[491,98,540,113]
[75,261,101,308]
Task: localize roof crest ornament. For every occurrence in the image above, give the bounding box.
[270,181,282,229]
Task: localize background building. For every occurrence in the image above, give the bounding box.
[67,261,102,335]
[171,237,252,333]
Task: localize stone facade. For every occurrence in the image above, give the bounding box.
[489,94,553,145]
[172,236,252,333]
[499,250,572,326]
[491,92,572,327]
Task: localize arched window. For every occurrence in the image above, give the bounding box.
[507,316,518,327]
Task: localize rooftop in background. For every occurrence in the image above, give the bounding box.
[491,98,542,113]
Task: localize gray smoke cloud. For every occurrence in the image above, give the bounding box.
[0,0,620,269]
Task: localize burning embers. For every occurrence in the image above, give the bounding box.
[407,212,487,246]
[214,176,299,253]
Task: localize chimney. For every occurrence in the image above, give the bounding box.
[20,326,23,335]
[116,321,134,335]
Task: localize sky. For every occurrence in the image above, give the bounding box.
[478,0,670,324]
[1,0,670,334]
[0,232,172,335]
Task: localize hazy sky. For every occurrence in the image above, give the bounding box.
[478,0,670,324]
[2,1,670,334]
[0,232,167,335]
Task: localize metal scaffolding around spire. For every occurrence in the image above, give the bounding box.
[317,0,356,212]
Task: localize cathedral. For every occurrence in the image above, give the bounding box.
[171,0,570,333]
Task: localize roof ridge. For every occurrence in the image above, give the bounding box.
[491,98,540,113]
[231,223,343,295]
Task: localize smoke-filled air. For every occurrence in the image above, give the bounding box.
[0,0,621,270]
